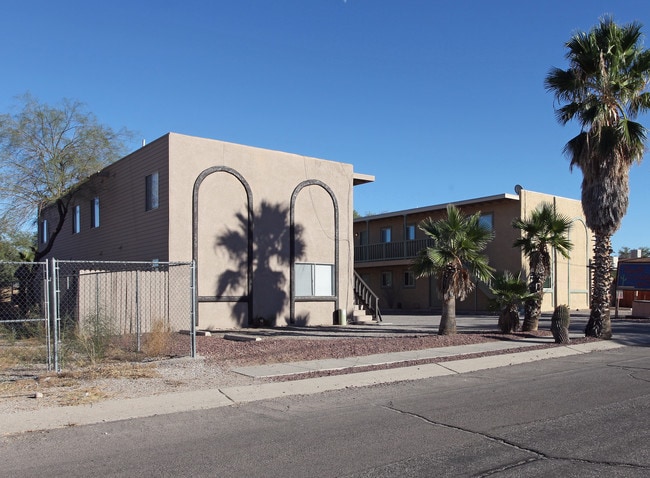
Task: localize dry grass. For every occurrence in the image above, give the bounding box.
[142,320,173,357]
[0,362,161,405]
[0,336,49,368]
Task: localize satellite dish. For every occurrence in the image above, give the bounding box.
[514,184,523,194]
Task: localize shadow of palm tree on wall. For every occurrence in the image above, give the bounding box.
[215,200,305,327]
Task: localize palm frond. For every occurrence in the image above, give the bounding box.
[413,204,494,298]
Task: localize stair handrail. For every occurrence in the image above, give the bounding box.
[353,271,382,322]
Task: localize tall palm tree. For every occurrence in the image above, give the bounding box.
[412,204,494,335]
[512,203,573,331]
[545,17,650,339]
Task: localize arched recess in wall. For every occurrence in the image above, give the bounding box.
[192,166,253,326]
[290,180,339,323]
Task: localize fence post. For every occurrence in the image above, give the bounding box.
[41,260,52,371]
[136,270,141,352]
[48,258,60,372]
[190,260,197,358]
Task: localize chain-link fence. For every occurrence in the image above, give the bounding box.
[1,260,195,373]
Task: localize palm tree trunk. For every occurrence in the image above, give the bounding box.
[522,296,541,331]
[522,263,546,332]
[438,296,456,335]
[585,232,613,339]
[499,305,520,334]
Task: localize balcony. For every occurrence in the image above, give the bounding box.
[354,238,434,263]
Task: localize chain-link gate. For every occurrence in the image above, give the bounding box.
[0,261,52,371]
[51,260,196,370]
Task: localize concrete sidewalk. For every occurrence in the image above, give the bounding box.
[1,337,624,437]
[230,335,572,378]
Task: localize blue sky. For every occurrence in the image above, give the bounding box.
[1,0,648,254]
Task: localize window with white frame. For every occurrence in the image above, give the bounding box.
[380,227,392,243]
[72,205,81,234]
[295,263,334,297]
[146,172,159,211]
[406,224,416,241]
[404,270,415,287]
[381,271,392,288]
[40,219,48,244]
[90,197,100,228]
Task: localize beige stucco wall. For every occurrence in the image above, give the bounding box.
[38,137,170,261]
[40,133,360,329]
[166,133,356,329]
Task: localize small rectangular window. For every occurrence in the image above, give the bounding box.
[380,227,392,243]
[406,224,416,241]
[90,197,100,228]
[40,220,48,244]
[404,271,415,287]
[295,263,334,297]
[479,213,493,231]
[72,205,81,234]
[381,271,392,288]
[146,172,159,211]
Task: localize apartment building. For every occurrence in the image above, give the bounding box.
[354,187,592,313]
[38,132,374,329]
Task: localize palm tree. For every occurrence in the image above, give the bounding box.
[512,203,573,331]
[545,17,650,339]
[412,204,494,335]
[489,271,538,334]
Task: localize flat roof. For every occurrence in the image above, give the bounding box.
[355,193,520,221]
[353,172,375,186]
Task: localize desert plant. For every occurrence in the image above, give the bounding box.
[489,271,537,334]
[412,204,494,335]
[71,311,115,364]
[512,203,573,331]
[551,304,571,344]
[545,17,650,338]
[142,319,173,357]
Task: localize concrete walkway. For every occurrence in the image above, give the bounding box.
[231,334,573,378]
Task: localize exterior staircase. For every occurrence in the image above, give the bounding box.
[352,271,382,323]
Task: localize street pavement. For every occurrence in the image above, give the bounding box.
[1,311,647,436]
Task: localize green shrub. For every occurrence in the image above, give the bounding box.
[70,311,116,364]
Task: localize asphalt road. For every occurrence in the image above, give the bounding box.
[2,344,649,477]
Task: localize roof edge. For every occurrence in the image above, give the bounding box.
[355,193,520,221]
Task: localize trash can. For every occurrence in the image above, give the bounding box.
[335,308,347,326]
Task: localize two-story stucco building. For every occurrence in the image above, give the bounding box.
[354,187,592,314]
[38,132,374,329]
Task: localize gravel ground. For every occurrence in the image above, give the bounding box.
[0,330,597,414]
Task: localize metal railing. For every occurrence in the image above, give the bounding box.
[353,271,382,322]
[355,238,433,263]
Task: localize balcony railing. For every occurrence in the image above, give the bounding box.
[354,238,434,263]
